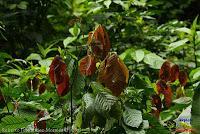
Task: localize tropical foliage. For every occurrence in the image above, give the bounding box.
[0,0,200,133]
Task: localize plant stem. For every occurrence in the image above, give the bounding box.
[193,35,198,68]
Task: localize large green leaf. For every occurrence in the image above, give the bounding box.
[63,37,77,48]
[83,93,95,114]
[131,49,145,63]
[143,53,164,69]
[191,83,200,133]
[123,107,143,128]
[26,53,42,61]
[6,69,21,76]
[0,115,35,131]
[168,38,189,51]
[94,92,118,115]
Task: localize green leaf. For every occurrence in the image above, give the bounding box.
[104,0,112,8]
[143,53,165,69]
[105,118,117,132]
[26,53,42,61]
[0,52,12,59]
[75,111,82,128]
[0,115,35,131]
[168,38,189,51]
[83,93,95,113]
[63,37,77,48]
[17,1,28,10]
[69,25,80,37]
[144,114,169,134]
[131,49,145,63]
[191,16,198,37]
[176,27,191,34]
[19,101,46,111]
[90,82,109,94]
[191,83,200,133]
[123,107,143,128]
[189,67,200,80]
[6,69,21,76]
[72,72,85,97]
[95,92,118,116]
[173,97,192,104]
[119,48,134,60]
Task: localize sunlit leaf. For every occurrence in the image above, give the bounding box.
[143,53,164,69]
[123,107,143,128]
[26,53,42,61]
[168,38,189,51]
[63,37,77,48]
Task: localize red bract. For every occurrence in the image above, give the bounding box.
[178,70,187,86]
[88,25,110,60]
[156,80,168,94]
[79,54,96,76]
[151,95,162,118]
[57,74,70,96]
[159,61,171,82]
[170,64,179,82]
[49,56,70,96]
[163,86,173,108]
[152,95,162,112]
[98,53,129,96]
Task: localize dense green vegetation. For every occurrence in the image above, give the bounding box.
[0,0,200,133]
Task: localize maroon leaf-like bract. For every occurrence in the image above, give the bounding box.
[163,86,173,108]
[88,25,110,60]
[170,64,179,82]
[151,94,162,118]
[49,56,63,84]
[98,53,129,96]
[152,94,162,112]
[159,61,171,82]
[49,56,70,96]
[57,74,70,96]
[178,70,187,86]
[156,80,168,95]
[79,54,96,76]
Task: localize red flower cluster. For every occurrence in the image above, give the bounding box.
[79,25,129,96]
[152,61,188,118]
[49,56,70,96]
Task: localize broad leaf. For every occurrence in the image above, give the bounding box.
[131,49,145,63]
[168,38,189,51]
[26,53,42,61]
[143,53,164,69]
[0,115,35,131]
[123,107,143,128]
[191,83,200,133]
[63,37,77,48]
[95,92,118,115]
